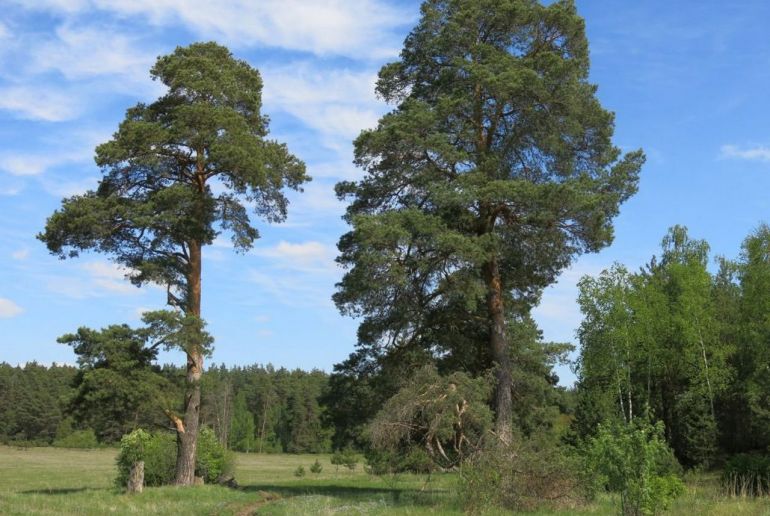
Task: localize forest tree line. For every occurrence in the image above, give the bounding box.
[0,361,332,454]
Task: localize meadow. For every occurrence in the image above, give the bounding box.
[0,446,768,515]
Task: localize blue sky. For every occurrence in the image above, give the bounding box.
[1,1,769,385]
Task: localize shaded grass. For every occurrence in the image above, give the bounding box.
[1,446,769,515]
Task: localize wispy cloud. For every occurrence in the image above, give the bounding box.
[0,85,82,122]
[720,144,770,163]
[46,260,141,298]
[13,0,411,59]
[0,298,23,318]
[262,63,382,151]
[253,240,337,273]
[11,248,29,260]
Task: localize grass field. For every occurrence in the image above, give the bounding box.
[1,446,769,515]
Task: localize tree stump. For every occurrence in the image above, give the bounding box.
[127,461,144,493]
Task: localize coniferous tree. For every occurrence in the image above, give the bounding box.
[38,43,308,483]
[334,0,642,442]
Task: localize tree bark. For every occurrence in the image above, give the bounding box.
[175,238,203,486]
[484,257,513,444]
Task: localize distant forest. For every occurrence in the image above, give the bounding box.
[0,363,331,454]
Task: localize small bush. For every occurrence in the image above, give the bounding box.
[294,465,306,477]
[722,454,770,497]
[115,427,234,488]
[310,459,323,474]
[53,429,99,449]
[331,448,358,471]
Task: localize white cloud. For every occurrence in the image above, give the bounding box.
[0,298,24,318]
[0,151,92,177]
[82,261,140,294]
[720,144,770,163]
[263,64,382,149]
[0,21,9,39]
[0,86,81,121]
[46,261,140,298]
[39,25,151,79]
[11,248,29,260]
[91,0,407,59]
[254,240,336,272]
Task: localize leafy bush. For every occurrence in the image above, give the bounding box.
[196,427,235,482]
[310,459,323,474]
[115,427,234,488]
[584,418,684,515]
[116,429,176,487]
[460,435,586,513]
[722,454,770,496]
[294,465,306,477]
[53,428,99,449]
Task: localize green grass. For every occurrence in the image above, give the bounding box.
[1,446,769,515]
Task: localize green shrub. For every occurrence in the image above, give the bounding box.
[310,459,323,474]
[365,447,434,475]
[331,448,358,471]
[722,454,770,496]
[196,427,235,482]
[115,427,234,488]
[584,418,684,515]
[53,429,99,449]
[459,435,586,513]
[116,429,176,487]
[294,465,306,477]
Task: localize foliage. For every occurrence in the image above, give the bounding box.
[57,324,179,443]
[293,465,306,478]
[229,391,256,452]
[574,224,770,469]
[367,365,492,472]
[53,429,99,449]
[196,427,235,483]
[460,434,586,513]
[116,427,233,487]
[722,454,770,497]
[330,448,358,471]
[310,459,323,474]
[583,418,684,515]
[116,429,176,487]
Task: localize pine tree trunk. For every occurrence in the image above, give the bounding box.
[484,258,513,444]
[175,239,204,486]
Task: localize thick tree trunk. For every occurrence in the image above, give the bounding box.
[175,239,204,486]
[484,258,513,444]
